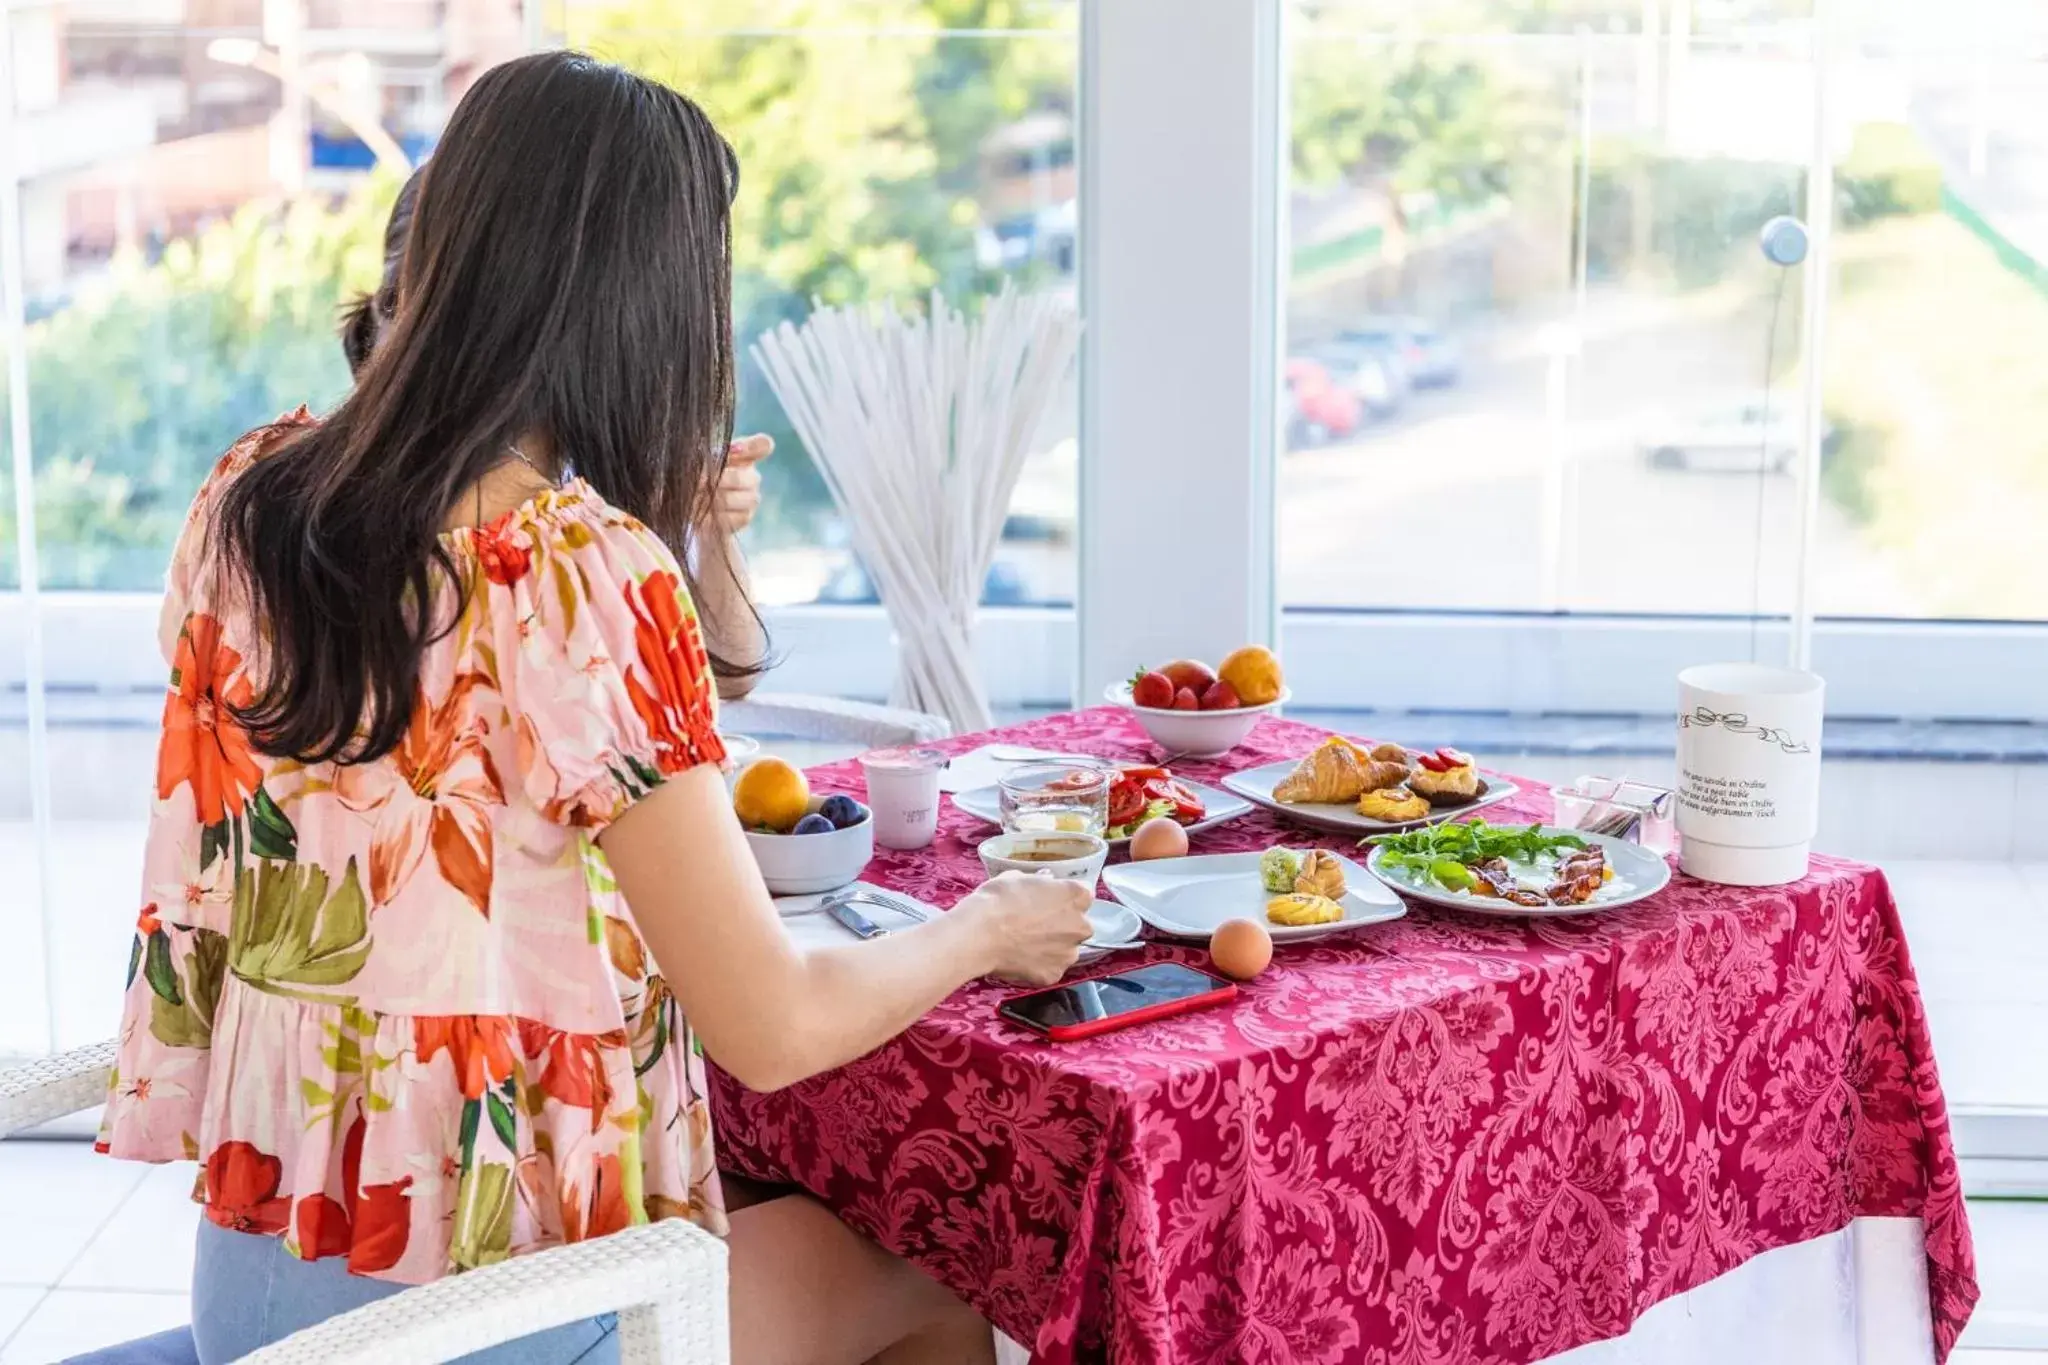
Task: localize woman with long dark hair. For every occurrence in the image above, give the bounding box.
[339,164,775,702]
[96,52,1087,1364]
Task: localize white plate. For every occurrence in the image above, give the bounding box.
[1078,900,1145,964]
[1363,829,1672,917]
[1102,851,1405,943]
[951,778,1253,845]
[1221,759,1520,835]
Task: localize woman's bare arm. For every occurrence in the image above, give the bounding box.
[597,763,1090,1092]
[700,435,772,701]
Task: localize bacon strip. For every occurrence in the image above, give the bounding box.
[1545,848,1607,905]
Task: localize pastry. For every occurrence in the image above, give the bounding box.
[1294,849,1347,899]
[1273,737,1411,804]
[1356,787,1430,822]
[1368,742,1413,767]
[1259,847,1304,893]
[1408,748,1480,805]
[1266,892,1344,926]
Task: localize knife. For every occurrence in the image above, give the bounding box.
[823,897,887,939]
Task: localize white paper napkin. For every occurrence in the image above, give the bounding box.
[938,744,1090,794]
[773,882,938,946]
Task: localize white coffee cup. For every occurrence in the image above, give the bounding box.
[858,746,947,851]
[1675,663,1824,886]
[977,831,1110,890]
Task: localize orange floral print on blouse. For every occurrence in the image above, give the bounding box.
[99,444,729,1287]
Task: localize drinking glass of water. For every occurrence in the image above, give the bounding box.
[998,762,1111,836]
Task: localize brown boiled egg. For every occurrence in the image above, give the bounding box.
[1209,918,1273,981]
[1129,816,1189,861]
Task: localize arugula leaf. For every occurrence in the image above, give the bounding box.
[1364,818,1586,873]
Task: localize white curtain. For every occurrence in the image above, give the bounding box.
[751,286,1080,734]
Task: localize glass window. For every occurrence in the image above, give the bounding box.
[559,1,1080,610]
[1283,6,1813,619]
[1816,28,2048,624]
[2,2,1081,1056]
[7,1,437,1053]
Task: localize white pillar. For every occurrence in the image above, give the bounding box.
[1076,0,1283,699]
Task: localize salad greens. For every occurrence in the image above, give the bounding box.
[1106,798,1177,841]
[1365,820,1586,891]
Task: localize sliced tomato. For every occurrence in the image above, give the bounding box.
[1118,765,1170,784]
[1047,769,1106,793]
[1107,780,1147,829]
[1144,776,1205,822]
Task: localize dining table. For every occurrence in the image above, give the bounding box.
[707,707,1979,1365]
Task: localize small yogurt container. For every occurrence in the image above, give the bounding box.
[858,747,948,850]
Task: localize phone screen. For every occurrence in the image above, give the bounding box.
[1000,962,1226,1032]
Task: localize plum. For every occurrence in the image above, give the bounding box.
[791,813,836,836]
[819,795,867,829]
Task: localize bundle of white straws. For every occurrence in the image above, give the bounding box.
[751,284,1081,733]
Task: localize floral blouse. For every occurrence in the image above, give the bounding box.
[97,412,730,1284]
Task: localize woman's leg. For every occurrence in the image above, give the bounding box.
[727,1195,994,1365]
[719,1168,793,1212]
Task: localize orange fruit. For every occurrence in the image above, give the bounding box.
[1217,645,1284,706]
[733,757,810,832]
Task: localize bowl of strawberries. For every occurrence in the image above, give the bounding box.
[1106,648,1290,759]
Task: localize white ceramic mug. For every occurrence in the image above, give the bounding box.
[859,747,946,851]
[1675,663,1825,886]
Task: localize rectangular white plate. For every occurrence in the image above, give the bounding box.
[1102,851,1405,943]
[1221,760,1520,835]
[951,778,1253,846]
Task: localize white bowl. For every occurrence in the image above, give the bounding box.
[977,830,1110,890]
[1103,683,1292,760]
[745,797,873,896]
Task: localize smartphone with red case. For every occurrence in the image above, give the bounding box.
[998,961,1237,1041]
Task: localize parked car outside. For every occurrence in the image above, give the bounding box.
[1283,357,1364,449]
[1636,394,1839,474]
[1303,340,1401,419]
[1337,315,1461,389]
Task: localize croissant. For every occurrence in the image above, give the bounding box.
[1273,738,1411,804]
[1294,849,1348,899]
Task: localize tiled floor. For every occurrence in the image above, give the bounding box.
[0,1137,2039,1360]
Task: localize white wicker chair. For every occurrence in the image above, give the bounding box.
[0,1045,729,1364]
[718,692,950,749]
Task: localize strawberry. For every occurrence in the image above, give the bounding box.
[1199,680,1241,711]
[1172,687,1201,711]
[1130,669,1175,710]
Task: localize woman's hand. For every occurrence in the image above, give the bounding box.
[950,871,1094,985]
[717,434,773,532]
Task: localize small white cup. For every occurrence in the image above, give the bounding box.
[859,746,947,851]
[1675,663,1825,886]
[977,831,1110,889]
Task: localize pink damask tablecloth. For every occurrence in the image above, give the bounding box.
[708,708,1978,1365]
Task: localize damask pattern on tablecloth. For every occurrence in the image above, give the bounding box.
[710,708,1978,1364]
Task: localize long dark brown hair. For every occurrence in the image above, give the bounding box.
[218,51,752,765]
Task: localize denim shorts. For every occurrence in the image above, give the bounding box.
[186,1219,619,1365]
